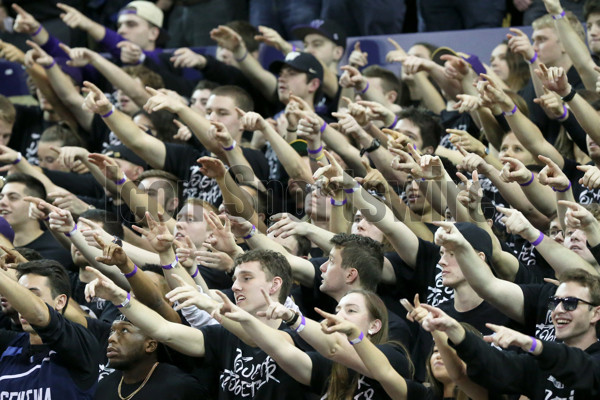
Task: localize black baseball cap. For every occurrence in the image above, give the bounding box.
[269,51,324,82]
[292,19,347,48]
[454,222,493,266]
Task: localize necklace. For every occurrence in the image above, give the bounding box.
[117,362,159,400]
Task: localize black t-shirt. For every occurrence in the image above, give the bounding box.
[438,110,479,150]
[82,114,120,154]
[84,316,115,381]
[308,343,411,399]
[95,362,203,400]
[0,304,99,396]
[392,238,453,308]
[520,282,556,341]
[9,104,50,165]
[24,229,74,269]
[44,170,105,199]
[199,323,310,399]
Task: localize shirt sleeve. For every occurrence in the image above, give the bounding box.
[32,304,100,389]
[97,27,125,60]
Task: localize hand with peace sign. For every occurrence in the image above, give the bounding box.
[24,40,53,69]
[213,290,252,323]
[499,156,534,185]
[210,25,244,52]
[385,37,408,64]
[331,111,369,143]
[496,206,539,242]
[389,146,420,176]
[484,323,541,354]
[174,235,198,270]
[81,81,113,116]
[342,97,370,127]
[506,28,535,62]
[448,128,486,157]
[385,129,411,149]
[456,170,484,212]
[419,153,446,181]
[94,234,129,269]
[143,86,185,114]
[12,4,41,35]
[87,152,125,183]
[165,274,220,313]
[204,211,239,255]
[433,220,469,251]
[196,243,234,273]
[534,63,571,97]
[356,159,392,206]
[357,100,397,128]
[479,73,514,111]
[267,213,311,239]
[238,108,268,132]
[296,111,324,144]
[84,266,128,304]
[559,200,599,232]
[576,164,600,189]
[315,307,362,339]
[313,150,355,190]
[339,65,368,92]
[131,211,174,253]
[254,25,292,54]
[401,294,430,325]
[348,42,368,68]
[209,121,235,149]
[197,156,227,180]
[79,217,113,250]
[253,287,294,321]
[58,43,96,68]
[537,155,570,191]
[533,87,567,120]
[453,94,482,114]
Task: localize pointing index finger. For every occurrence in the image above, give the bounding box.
[260,287,273,305]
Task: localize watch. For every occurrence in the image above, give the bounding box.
[360,139,381,157]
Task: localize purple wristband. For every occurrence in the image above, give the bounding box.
[124,264,138,278]
[527,52,538,65]
[344,182,361,194]
[503,104,518,116]
[552,181,571,192]
[43,60,56,70]
[319,121,327,134]
[292,44,297,52]
[235,49,248,63]
[386,115,399,130]
[529,337,538,352]
[557,104,568,121]
[552,10,566,20]
[330,197,347,206]
[530,231,545,247]
[115,292,131,308]
[101,107,114,118]
[349,331,365,345]
[519,171,534,187]
[65,223,77,237]
[31,25,43,36]
[222,140,236,151]
[243,225,256,240]
[294,314,306,333]
[191,267,199,278]
[12,152,22,165]
[307,145,323,155]
[357,81,369,94]
[115,176,127,185]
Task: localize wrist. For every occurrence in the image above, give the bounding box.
[559,84,573,99]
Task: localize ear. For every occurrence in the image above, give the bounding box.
[345,268,359,285]
[368,318,382,336]
[54,293,68,312]
[149,26,160,42]
[591,306,600,324]
[308,78,321,94]
[476,251,486,262]
[145,338,158,354]
[166,197,179,215]
[269,276,283,296]
[333,45,344,62]
[131,165,144,181]
[257,212,266,224]
[385,90,398,105]
[422,146,434,155]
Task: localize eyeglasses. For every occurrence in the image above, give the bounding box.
[547,296,598,311]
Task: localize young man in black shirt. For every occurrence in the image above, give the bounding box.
[86,249,310,399]
[95,315,202,400]
[0,260,99,398]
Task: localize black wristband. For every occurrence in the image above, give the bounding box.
[561,87,576,102]
[285,311,300,326]
[360,138,381,157]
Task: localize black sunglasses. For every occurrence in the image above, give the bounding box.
[548,296,597,311]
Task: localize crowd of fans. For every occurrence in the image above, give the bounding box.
[0,0,599,399]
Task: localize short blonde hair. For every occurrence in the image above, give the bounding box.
[0,95,16,125]
[532,11,585,42]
